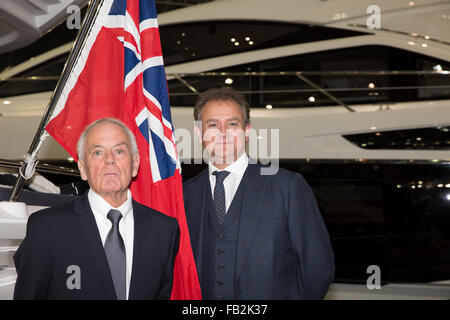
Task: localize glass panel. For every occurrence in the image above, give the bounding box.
[168,45,450,108]
[0,54,68,98]
[160,21,366,65]
[344,125,450,150]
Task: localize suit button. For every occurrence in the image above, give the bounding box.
[217,265,225,270]
[216,249,224,255]
[216,281,225,286]
[218,233,226,239]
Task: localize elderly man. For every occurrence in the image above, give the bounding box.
[183,87,334,300]
[13,118,179,300]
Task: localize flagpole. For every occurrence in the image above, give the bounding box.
[8,0,104,202]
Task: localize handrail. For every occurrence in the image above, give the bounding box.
[0,159,79,177]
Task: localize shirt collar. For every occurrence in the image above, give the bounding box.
[88,188,132,218]
[209,152,248,177]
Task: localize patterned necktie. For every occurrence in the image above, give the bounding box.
[213,171,230,224]
[105,209,126,300]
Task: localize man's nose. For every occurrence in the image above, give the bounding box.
[105,150,115,164]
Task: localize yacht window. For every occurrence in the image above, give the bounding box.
[160,20,366,65]
[0,54,69,98]
[344,125,450,150]
[169,45,450,108]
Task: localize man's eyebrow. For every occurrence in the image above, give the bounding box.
[205,117,241,122]
[88,144,105,151]
[113,142,128,148]
[88,141,128,150]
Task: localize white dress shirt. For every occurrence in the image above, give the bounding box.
[88,188,134,300]
[209,152,249,212]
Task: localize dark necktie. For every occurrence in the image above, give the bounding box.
[105,209,126,300]
[212,171,230,224]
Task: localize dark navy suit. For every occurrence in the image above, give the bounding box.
[13,192,179,300]
[183,163,334,299]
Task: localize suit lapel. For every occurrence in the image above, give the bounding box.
[73,194,116,299]
[235,163,265,280]
[190,170,210,283]
[129,201,145,299]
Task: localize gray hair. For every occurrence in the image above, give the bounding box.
[77,118,139,161]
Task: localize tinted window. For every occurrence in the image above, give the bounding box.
[160,21,365,65]
[344,125,450,150]
[168,46,450,108]
[0,54,68,98]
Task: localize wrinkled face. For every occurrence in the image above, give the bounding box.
[78,122,140,202]
[198,99,250,167]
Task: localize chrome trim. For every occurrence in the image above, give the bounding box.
[0,159,80,176]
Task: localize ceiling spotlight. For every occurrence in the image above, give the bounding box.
[308,96,315,102]
[368,82,375,89]
[265,104,273,110]
[3,100,11,105]
[249,41,254,45]
[245,37,251,41]
[230,37,236,42]
[421,43,428,48]
[234,42,240,46]
[225,78,233,85]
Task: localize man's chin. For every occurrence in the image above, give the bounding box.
[210,154,237,167]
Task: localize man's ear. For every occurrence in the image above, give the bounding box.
[132,153,140,178]
[78,159,88,181]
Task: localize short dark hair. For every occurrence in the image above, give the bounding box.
[194,87,250,125]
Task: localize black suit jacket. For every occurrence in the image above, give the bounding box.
[13,192,179,300]
[183,163,334,299]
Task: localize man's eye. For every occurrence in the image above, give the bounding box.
[93,150,102,156]
[229,122,239,127]
[208,123,217,128]
[115,149,124,154]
